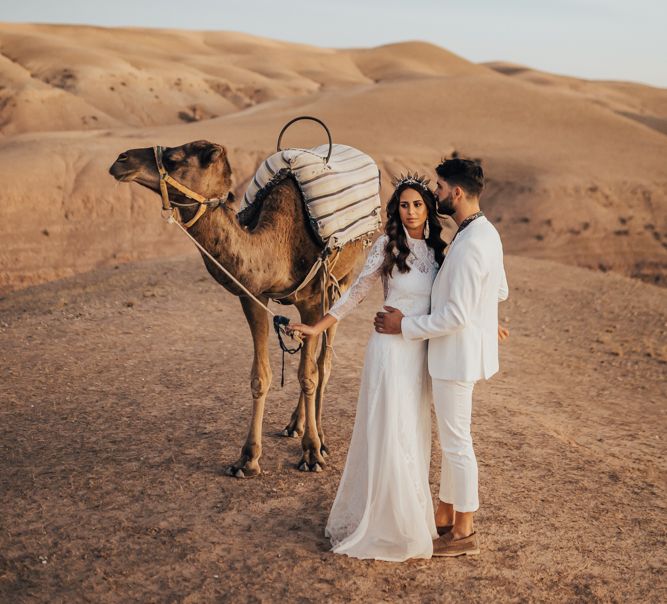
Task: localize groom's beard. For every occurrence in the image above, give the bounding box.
[436,192,456,217]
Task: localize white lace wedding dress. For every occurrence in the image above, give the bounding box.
[325,232,439,561]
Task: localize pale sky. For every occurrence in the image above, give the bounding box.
[2,0,666,87]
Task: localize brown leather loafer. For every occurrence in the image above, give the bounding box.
[436,525,453,536]
[432,531,480,557]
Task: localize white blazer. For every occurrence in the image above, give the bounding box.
[401,216,508,382]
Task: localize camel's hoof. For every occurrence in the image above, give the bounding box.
[298,460,324,472]
[224,463,260,478]
[223,466,246,478]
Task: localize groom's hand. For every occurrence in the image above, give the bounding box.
[374,306,404,334]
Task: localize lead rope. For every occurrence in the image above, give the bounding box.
[167,213,277,316]
[164,213,368,386]
[166,213,305,386]
[273,316,303,387]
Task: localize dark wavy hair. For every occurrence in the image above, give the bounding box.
[381,182,447,277]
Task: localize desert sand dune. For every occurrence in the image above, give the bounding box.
[0,25,479,135]
[1,23,666,291]
[486,60,667,136]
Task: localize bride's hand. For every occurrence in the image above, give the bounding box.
[287,323,319,338]
[498,325,510,342]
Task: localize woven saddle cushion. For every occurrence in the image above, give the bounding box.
[242,144,381,249]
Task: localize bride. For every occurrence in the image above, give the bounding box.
[289,174,447,561]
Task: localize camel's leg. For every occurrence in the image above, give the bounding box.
[281,392,305,439]
[314,321,338,458]
[314,276,350,455]
[282,278,350,441]
[295,303,325,472]
[225,295,272,478]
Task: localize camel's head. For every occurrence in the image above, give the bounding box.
[109,140,233,201]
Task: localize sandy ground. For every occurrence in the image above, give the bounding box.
[1,252,665,603]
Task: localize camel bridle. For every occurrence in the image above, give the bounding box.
[153,145,230,229]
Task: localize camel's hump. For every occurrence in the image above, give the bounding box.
[242,144,381,250]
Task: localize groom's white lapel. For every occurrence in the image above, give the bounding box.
[431,216,483,302]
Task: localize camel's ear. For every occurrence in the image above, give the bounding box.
[199,143,226,168]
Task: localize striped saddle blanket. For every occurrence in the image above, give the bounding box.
[241,144,382,250]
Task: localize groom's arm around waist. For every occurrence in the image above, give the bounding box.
[402,243,484,341]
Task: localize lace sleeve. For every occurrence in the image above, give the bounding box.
[328,235,387,321]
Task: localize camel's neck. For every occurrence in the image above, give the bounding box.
[186,181,307,296]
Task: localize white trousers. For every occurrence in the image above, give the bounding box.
[432,379,478,513]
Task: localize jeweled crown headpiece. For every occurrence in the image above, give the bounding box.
[391,171,432,192]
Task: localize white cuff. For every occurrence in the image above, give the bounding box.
[401,316,422,341]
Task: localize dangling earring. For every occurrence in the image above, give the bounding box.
[424,220,430,239]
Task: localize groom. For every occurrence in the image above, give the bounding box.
[374,157,508,557]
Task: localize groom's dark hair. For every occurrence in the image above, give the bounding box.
[435,157,485,198]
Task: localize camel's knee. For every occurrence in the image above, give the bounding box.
[250,374,271,399]
[298,375,318,397]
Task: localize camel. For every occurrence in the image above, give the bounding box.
[109,140,368,476]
